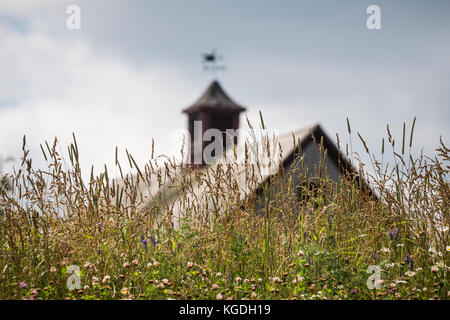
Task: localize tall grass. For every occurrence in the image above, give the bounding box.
[0,118,448,300]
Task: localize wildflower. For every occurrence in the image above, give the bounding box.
[380,247,391,253]
[394,228,399,239]
[446,246,450,252]
[216,272,222,277]
[50,266,57,273]
[121,287,129,295]
[140,235,147,247]
[187,261,193,269]
[30,289,38,296]
[244,279,249,283]
[84,285,90,290]
[216,293,223,300]
[257,278,262,283]
[350,288,358,295]
[437,251,443,257]
[162,279,169,285]
[251,292,257,298]
[297,250,305,257]
[132,259,139,266]
[102,275,110,284]
[235,277,242,283]
[84,261,93,269]
[404,255,414,269]
[388,229,393,240]
[272,277,282,284]
[212,284,220,290]
[431,266,439,273]
[92,276,100,286]
[308,208,313,215]
[405,271,416,277]
[149,235,158,247]
[19,282,28,289]
[153,261,160,267]
[396,243,404,248]
[123,262,130,268]
[156,283,165,290]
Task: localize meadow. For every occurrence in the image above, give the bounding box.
[0,117,448,300]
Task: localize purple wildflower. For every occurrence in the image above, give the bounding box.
[308,209,313,215]
[140,235,148,247]
[149,235,158,247]
[404,255,410,264]
[19,281,28,288]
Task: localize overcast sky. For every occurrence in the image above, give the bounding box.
[0,0,449,178]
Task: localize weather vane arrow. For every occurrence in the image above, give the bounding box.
[202,49,226,79]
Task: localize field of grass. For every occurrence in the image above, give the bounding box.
[0,118,448,300]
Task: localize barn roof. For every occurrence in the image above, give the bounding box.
[183,80,246,114]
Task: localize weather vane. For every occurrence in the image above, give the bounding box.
[202,49,226,78]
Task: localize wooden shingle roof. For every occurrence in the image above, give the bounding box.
[183,80,246,114]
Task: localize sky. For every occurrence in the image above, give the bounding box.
[0,0,449,179]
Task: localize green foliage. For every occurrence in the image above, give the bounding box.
[0,119,448,300]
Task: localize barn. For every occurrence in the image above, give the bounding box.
[136,80,373,227]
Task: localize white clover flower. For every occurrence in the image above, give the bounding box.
[385,263,395,268]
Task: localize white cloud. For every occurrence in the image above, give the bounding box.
[0,20,196,179]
